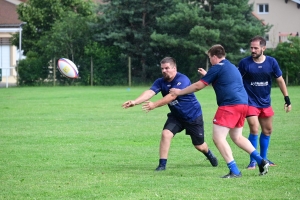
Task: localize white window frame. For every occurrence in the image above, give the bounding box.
[257,4,269,14]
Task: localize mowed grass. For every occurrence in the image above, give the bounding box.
[0,86,299,199]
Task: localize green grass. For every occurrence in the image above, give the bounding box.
[0,86,300,199]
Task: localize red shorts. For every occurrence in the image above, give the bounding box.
[213,105,248,128]
[246,106,274,118]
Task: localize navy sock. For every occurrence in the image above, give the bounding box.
[159,159,167,167]
[248,133,258,162]
[250,150,263,165]
[260,133,270,159]
[204,149,213,158]
[227,160,240,175]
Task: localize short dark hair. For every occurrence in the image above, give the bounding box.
[160,57,176,66]
[250,36,266,47]
[207,44,226,59]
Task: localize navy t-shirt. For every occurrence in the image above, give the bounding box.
[150,72,202,122]
[238,56,282,108]
[201,59,248,106]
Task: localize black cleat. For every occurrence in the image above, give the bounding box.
[258,159,269,175]
[207,155,218,167]
[221,171,242,178]
[155,165,166,171]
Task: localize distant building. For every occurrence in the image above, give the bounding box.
[249,0,300,48]
[0,0,102,84]
[0,0,26,82]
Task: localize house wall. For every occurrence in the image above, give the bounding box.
[249,0,300,48]
[0,0,23,81]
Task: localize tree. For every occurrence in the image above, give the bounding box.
[266,36,300,85]
[12,0,95,55]
[82,42,126,85]
[11,0,96,85]
[93,0,176,81]
[151,0,270,70]
[17,51,49,85]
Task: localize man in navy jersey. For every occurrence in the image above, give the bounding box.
[238,36,292,169]
[122,57,218,171]
[170,45,269,178]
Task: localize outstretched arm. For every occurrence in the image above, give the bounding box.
[142,93,176,112]
[170,80,206,96]
[122,90,156,109]
[276,76,291,113]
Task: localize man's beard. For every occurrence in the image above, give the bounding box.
[251,51,262,59]
[163,73,171,81]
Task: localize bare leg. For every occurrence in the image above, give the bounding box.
[212,124,233,163]
[194,142,208,153]
[229,127,255,154]
[247,116,260,135]
[159,129,174,159]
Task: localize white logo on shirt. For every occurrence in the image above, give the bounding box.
[177,82,181,86]
[258,66,262,68]
[251,81,268,86]
[169,100,179,106]
[167,84,171,87]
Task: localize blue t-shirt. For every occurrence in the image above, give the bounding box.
[150,72,202,122]
[201,59,248,106]
[238,56,282,108]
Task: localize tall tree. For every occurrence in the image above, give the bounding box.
[151,0,270,69]
[12,0,95,55]
[93,0,176,81]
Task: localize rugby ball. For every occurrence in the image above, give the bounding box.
[57,58,79,79]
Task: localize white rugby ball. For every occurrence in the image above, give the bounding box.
[57,58,79,79]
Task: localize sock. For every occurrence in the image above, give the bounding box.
[227,160,240,175]
[248,133,258,162]
[260,133,270,159]
[203,149,213,159]
[250,150,263,165]
[159,159,167,167]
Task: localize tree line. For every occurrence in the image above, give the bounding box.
[12,0,300,86]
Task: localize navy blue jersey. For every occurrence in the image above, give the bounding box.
[150,72,202,122]
[238,56,282,108]
[201,59,248,106]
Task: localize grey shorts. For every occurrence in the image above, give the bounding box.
[163,113,205,145]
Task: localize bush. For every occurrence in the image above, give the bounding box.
[17,51,49,86]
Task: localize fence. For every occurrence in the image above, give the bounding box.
[0,67,17,88]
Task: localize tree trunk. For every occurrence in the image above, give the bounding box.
[128,56,131,87]
[286,68,289,86]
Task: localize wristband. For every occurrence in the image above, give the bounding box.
[284,96,291,106]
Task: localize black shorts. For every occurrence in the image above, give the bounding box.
[163,113,205,145]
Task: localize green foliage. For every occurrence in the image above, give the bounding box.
[12,0,95,55]
[38,12,95,85]
[265,36,300,85]
[152,0,270,68]
[17,51,49,86]
[13,0,97,85]
[93,0,176,80]
[81,42,127,85]
[13,0,274,86]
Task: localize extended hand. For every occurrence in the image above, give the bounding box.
[198,68,207,76]
[169,88,181,96]
[122,100,136,109]
[142,101,155,112]
[284,104,292,113]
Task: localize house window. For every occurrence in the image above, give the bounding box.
[265,34,269,41]
[258,4,269,14]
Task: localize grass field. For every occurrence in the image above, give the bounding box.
[0,86,299,199]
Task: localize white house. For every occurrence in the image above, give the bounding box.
[249,0,300,48]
